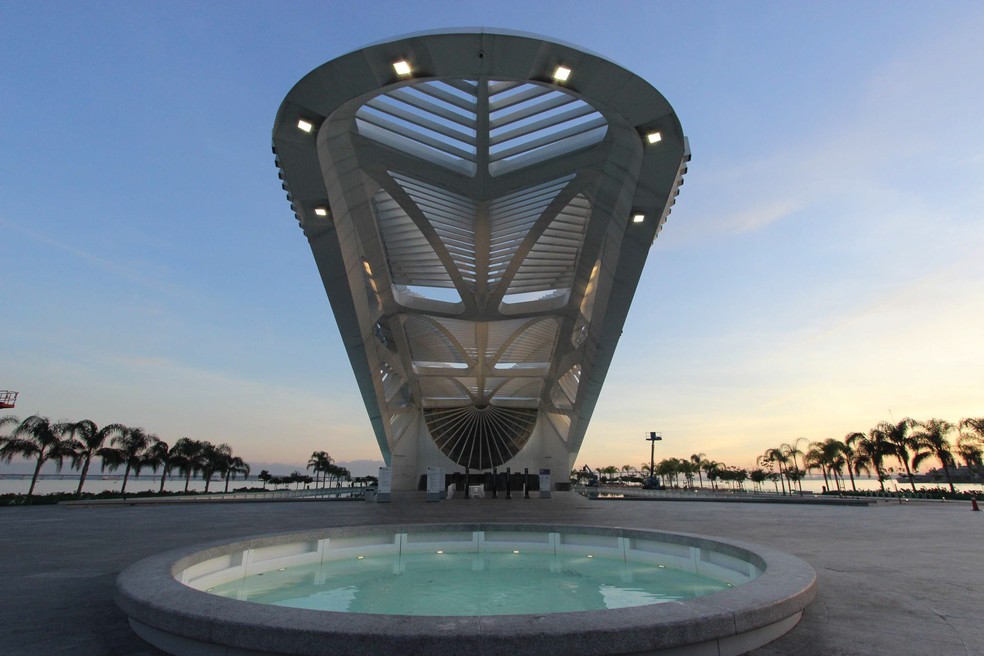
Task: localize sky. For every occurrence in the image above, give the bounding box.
[1,1,982,473]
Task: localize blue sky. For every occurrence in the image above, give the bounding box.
[1,1,982,471]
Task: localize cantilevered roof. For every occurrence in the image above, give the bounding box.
[274,30,688,470]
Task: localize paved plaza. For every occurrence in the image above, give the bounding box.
[1,492,981,655]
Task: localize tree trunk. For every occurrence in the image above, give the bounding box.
[847,465,857,492]
[224,474,231,493]
[28,455,45,497]
[159,467,168,494]
[121,464,131,496]
[941,459,955,494]
[185,470,192,493]
[76,455,92,495]
[204,473,212,493]
[902,460,917,492]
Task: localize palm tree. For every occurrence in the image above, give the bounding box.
[780,439,808,494]
[690,453,707,488]
[198,442,232,493]
[727,467,748,491]
[307,451,333,487]
[656,459,678,487]
[749,468,767,492]
[872,418,918,492]
[842,432,869,492]
[960,417,984,440]
[63,420,127,494]
[100,427,156,495]
[599,465,619,483]
[808,438,849,492]
[805,442,830,491]
[956,433,983,469]
[672,458,692,488]
[912,419,957,494]
[851,429,893,491]
[222,456,250,493]
[959,418,984,474]
[825,440,849,492]
[0,415,80,497]
[171,437,203,492]
[143,439,188,493]
[287,470,305,489]
[701,459,721,491]
[257,469,272,488]
[321,463,337,487]
[759,448,788,495]
[706,463,723,490]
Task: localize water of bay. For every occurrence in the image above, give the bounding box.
[742,475,982,495]
[0,475,261,496]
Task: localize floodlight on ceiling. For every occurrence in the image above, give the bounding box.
[393,60,413,76]
[552,66,572,82]
[646,131,662,144]
[297,119,314,133]
[314,207,328,217]
[632,214,645,224]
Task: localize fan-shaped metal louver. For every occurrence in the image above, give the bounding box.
[424,404,538,469]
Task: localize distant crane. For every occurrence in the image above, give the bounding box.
[0,390,18,409]
[643,431,663,489]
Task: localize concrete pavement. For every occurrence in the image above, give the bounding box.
[1,492,981,655]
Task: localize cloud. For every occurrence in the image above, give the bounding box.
[703,199,803,236]
[669,14,984,248]
[0,214,193,300]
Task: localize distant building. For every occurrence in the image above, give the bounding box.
[273,30,689,490]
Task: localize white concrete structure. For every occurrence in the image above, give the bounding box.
[273,30,689,490]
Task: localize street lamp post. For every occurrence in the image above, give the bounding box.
[647,431,662,485]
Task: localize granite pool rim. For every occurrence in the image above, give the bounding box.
[116,522,817,656]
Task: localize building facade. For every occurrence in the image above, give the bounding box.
[273,30,688,490]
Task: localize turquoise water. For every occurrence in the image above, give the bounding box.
[207,551,732,616]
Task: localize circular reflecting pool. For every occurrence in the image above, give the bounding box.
[201,534,757,615]
[117,523,815,656]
